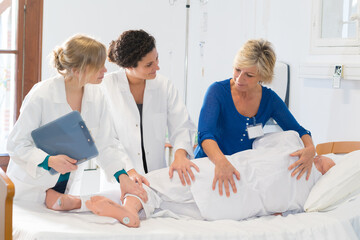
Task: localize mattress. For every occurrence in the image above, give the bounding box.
[13,194,360,240]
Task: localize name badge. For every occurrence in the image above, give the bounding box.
[247,123,264,139]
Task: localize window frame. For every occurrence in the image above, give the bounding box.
[16,0,43,118]
[0,0,43,158]
[311,0,360,54]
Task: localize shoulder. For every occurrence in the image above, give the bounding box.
[150,73,170,86]
[261,85,281,100]
[102,69,126,86]
[205,78,231,96]
[260,85,287,112]
[209,78,230,90]
[146,73,172,94]
[85,82,105,97]
[20,75,63,111]
[27,75,62,99]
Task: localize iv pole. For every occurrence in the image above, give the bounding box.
[183,0,190,106]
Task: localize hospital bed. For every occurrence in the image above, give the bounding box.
[1,142,360,240]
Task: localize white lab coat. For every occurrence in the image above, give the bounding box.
[6,75,129,203]
[101,69,196,174]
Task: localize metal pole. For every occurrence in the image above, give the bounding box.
[183,0,190,105]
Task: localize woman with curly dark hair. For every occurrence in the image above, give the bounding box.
[102,30,198,187]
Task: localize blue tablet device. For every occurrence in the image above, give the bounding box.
[31,111,99,175]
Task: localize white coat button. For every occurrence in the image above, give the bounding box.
[136,124,139,127]
[138,153,140,155]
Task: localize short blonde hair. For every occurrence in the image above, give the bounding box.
[233,39,276,84]
[53,34,106,78]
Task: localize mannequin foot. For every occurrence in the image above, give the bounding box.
[86,196,140,227]
[45,189,81,211]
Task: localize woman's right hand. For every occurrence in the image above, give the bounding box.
[212,158,240,197]
[119,174,148,203]
[48,155,77,174]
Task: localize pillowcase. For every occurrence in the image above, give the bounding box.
[304,150,360,212]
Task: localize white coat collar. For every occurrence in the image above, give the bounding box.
[52,75,95,104]
[52,75,67,103]
[116,69,158,91]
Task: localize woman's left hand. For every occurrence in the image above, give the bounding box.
[169,149,200,186]
[127,169,150,187]
[288,146,316,180]
[119,174,148,203]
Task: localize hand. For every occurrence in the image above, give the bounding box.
[288,146,316,180]
[212,158,240,197]
[48,155,77,174]
[119,174,148,203]
[127,169,150,187]
[169,149,200,186]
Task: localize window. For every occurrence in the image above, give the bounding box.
[0,0,43,154]
[311,0,360,54]
[0,0,17,153]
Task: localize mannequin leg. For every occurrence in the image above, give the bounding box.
[86,195,142,227]
[45,188,81,211]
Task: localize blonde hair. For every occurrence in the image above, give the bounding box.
[53,34,106,81]
[233,39,276,84]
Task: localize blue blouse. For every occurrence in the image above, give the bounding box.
[194,79,310,158]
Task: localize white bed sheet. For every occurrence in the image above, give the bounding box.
[13,194,360,240]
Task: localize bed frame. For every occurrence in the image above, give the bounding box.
[1,141,360,240]
[0,167,14,240]
[316,141,360,155]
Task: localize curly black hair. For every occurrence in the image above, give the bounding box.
[108,30,156,68]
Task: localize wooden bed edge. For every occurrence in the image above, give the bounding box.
[0,167,14,240]
[316,141,360,155]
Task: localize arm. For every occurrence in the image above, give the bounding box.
[201,139,240,197]
[166,79,199,185]
[169,148,199,185]
[288,134,315,180]
[7,84,76,177]
[197,82,240,196]
[270,91,315,180]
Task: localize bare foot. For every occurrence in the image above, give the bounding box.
[86,196,140,228]
[45,189,81,211]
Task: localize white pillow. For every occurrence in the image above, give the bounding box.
[304,150,360,212]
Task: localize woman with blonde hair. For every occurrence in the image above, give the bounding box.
[7,34,147,211]
[194,39,315,197]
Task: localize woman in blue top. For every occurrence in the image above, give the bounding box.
[194,39,315,197]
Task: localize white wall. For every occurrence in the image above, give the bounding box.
[42,0,360,147]
[42,0,187,94]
